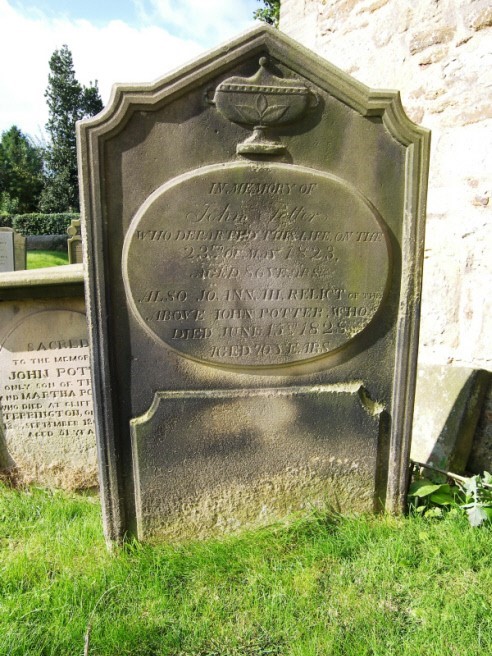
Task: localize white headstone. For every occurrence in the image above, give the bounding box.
[0,229,14,272]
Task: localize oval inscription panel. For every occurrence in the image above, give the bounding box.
[123,162,391,368]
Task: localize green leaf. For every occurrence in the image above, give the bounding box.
[429,488,456,506]
[253,0,280,27]
[482,471,492,486]
[463,476,479,497]
[466,505,489,527]
[408,481,443,498]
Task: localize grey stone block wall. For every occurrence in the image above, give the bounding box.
[280,0,492,372]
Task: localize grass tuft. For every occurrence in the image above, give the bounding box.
[1,484,492,655]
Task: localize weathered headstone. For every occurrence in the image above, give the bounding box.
[67,218,83,264]
[0,227,26,272]
[78,26,430,542]
[0,266,97,489]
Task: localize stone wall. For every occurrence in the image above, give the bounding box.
[26,235,68,252]
[280,0,491,372]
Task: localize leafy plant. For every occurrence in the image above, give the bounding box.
[41,45,102,213]
[1,212,78,235]
[254,0,280,27]
[0,126,44,213]
[409,461,492,527]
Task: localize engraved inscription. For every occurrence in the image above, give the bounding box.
[123,163,391,368]
[0,311,95,447]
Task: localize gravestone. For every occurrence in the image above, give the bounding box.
[0,266,97,489]
[0,227,26,272]
[78,26,430,542]
[67,218,83,264]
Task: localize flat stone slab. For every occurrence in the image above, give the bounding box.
[132,384,383,540]
[468,379,492,474]
[411,365,490,473]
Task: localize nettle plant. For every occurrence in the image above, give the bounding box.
[409,462,492,527]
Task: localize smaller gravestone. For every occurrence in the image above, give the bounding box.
[0,228,26,272]
[0,266,97,489]
[67,219,83,264]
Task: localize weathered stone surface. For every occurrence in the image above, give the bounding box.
[0,228,25,271]
[468,380,492,473]
[132,385,383,540]
[409,27,454,55]
[280,0,492,373]
[411,365,490,473]
[124,163,391,369]
[78,25,429,543]
[67,218,83,264]
[467,3,492,31]
[0,229,14,272]
[0,263,84,299]
[0,265,97,489]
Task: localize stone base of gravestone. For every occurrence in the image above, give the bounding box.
[411,365,491,474]
[0,266,97,490]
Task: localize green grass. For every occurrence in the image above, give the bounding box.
[27,250,69,269]
[1,485,491,655]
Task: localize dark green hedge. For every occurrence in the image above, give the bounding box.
[0,214,13,229]
[0,213,79,236]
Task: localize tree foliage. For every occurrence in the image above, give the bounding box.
[40,45,103,213]
[0,126,44,214]
[254,0,280,27]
